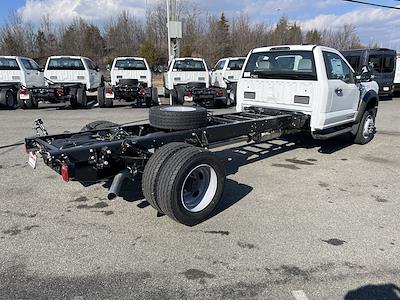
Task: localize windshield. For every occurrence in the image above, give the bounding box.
[244,51,317,80]
[115,59,147,70]
[173,59,206,72]
[0,58,20,70]
[227,59,245,70]
[47,58,85,70]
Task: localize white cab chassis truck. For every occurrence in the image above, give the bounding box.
[98,57,158,108]
[25,45,379,226]
[19,56,104,109]
[0,56,44,109]
[211,57,246,104]
[163,57,232,107]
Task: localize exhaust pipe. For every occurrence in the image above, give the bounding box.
[107,170,129,200]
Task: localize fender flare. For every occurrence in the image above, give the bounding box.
[355,90,379,123]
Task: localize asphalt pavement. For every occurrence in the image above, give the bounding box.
[0,97,399,299]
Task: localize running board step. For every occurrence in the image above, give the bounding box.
[312,127,353,140]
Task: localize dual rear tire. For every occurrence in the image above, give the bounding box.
[142,143,226,226]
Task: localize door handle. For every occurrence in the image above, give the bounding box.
[335,88,343,95]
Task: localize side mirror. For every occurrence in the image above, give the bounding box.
[106,64,111,71]
[96,67,101,72]
[357,65,374,82]
[38,67,45,72]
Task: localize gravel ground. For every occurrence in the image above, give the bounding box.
[0,97,399,300]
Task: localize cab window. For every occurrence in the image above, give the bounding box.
[21,59,35,70]
[323,52,354,84]
[214,60,226,71]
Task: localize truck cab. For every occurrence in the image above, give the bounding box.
[98,57,158,108]
[0,56,44,109]
[211,57,246,88]
[237,45,379,138]
[44,56,103,91]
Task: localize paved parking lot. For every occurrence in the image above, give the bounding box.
[0,98,399,299]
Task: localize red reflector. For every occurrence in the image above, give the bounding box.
[216,90,223,97]
[139,87,146,95]
[105,87,113,94]
[185,91,192,97]
[56,88,64,96]
[24,143,29,153]
[19,88,27,95]
[61,163,70,182]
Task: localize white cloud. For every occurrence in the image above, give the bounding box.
[297,6,400,50]
[18,0,147,23]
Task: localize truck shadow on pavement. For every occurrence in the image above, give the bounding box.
[101,133,353,222]
[344,283,400,300]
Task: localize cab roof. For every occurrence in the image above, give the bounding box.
[114,57,146,61]
[251,45,320,53]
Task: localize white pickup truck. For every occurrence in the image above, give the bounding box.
[98,57,158,108]
[163,57,232,107]
[211,57,245,103]
[394,55,400,95]
[19,56,103,109]
[0,56,44,109]
[237,45,379,144]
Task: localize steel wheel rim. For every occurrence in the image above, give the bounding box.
[181,164,218,213]
[363,115,375,139]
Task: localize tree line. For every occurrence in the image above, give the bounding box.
[0,1,373,68]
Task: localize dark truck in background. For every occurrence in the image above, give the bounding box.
[342,48,397,98]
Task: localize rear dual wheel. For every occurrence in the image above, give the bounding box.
[0,89,17,109]
[142,143,226,226]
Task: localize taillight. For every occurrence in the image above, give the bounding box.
[185,91,193,97]
[56,88,64,97]
[139,87,146,95]
[19,88,27,95]
[61,162,70,182]
[105,87,113,94]
[216,90,223,97]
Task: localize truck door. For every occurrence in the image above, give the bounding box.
[20,59,38,87]
[211,59,226,87]
[29,59,44,87]
[323,51,360,126]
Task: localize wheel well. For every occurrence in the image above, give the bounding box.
[366,97,378,110]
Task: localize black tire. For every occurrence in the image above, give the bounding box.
[149,106,208,130]
[25,96,38,109]
[151,87,159,106]
[76,88,88,108]
[105,96,113,108]
[156,146,226,226]
[177,88,185,105]
[69,88,78,109]
[164,88,170,98]
[0,89,16,109]
[354,109,376,145]
[80,120,119,132]
[142,142,191,213]
[97,87,105,107]
[170,89,178,104]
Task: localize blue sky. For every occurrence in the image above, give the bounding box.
[1,0,399,49]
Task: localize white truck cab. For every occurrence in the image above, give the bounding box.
[44,56,103,91]
[98,57,158,108]
[164,57,210,94]
[211,57,246,88]
[0,56,45,108]
[237,45,379,142]
[110,57,152,87]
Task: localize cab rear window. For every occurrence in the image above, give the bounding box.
[0,58,20,70]
[47,58,85,70]
[115,59,147,70]
[173,60,206,71]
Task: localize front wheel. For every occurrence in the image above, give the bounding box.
[354,109,376,145]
